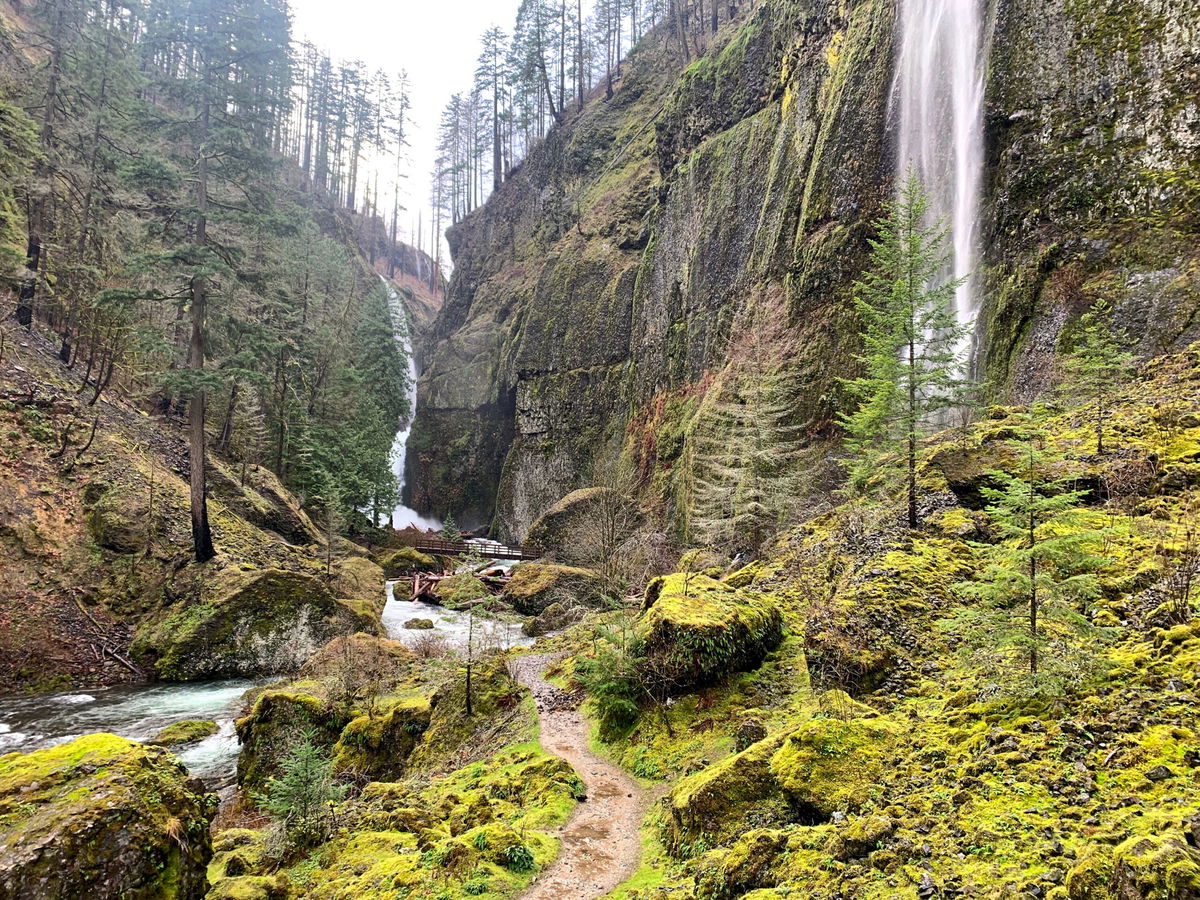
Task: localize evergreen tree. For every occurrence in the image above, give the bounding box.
[259,729,346,852]
[440,514,460,542]
[841,174,973,528]
[950,416,1109,694]
[1058,297,1135,454]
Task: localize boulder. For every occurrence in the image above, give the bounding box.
[331,555,387,620]
[638,573,783,690]
[405,618,435,630]
[1066,835,1200,900]
[503,563,604,615]
[134,569,379,681]
[0,734,216,900]
[297,632,412,681]
[331,699,432,781]
[82,480,147,554]
[377,547,440,577]
[768,716,897,819]
[524,487,636,559]
[235,690,349,794]
[206,458,320,544]
[149,719,219,747]
[667,732,793,851]
[433,573,491,608]
[521,600,586,637]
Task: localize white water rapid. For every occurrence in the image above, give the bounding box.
[895,0,986,360]
[383,280,442,532]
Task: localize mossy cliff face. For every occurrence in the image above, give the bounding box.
[409,0,1200,540]
[0,734,216,899]
[981,0,1200,397]
[409,0,895,539]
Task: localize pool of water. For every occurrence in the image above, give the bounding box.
[0,679,257,787]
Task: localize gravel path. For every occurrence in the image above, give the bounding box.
[510,654,647,900]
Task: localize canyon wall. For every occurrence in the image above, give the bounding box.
[407,0,1200,539]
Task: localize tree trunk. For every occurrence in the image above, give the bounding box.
[190,78,215,564]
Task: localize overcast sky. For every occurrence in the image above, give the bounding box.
[289,0,525,255]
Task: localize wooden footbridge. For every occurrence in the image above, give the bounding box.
[395,533,543,562]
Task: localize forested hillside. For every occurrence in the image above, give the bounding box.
[0,0,439,690]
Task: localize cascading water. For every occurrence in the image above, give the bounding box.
[382,279,442,531]
[894,0,986,363]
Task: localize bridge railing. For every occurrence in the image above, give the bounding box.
[393,533,543,561]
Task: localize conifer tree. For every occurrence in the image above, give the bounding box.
[1058,297,1135,454]
[951,416,1109,694]
[841,174,973,528]
[259,729,346,852]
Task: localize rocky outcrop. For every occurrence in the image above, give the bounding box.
[639,573,783,691]
[132,569,378,680]
[0,734,216,900]
[503,563,604,615]
[407,0,1200,540]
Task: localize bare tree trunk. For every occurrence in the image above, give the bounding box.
[190,71,215,564]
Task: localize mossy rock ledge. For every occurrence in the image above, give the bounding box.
[133,568,379,681]
[149,719,219,747]
[639,573,783,691]
[503,563,604,615]
[0,734,216,900]
[523,487,634,559]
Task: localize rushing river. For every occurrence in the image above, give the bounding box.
[0,679,257,786]
[382,580,534,652]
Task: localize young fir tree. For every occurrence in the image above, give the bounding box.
[259,729,346,852]
[1057,297,1135,454]
[440,514,460,542]
[951,416,1109,695]
[841,174,973,528]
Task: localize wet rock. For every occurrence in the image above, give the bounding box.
[1144,765,1175,782]
[405,618,436,629]
[0,734,216,899]
[736,719,768,752]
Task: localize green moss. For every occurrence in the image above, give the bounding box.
[639,573,784,690]
[149,719,220,747]
[0,734,215,899]
[503,563,604,614]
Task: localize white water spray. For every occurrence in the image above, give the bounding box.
[895,0,986,359]
[382,279,442,532]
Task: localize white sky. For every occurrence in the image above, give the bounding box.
[289,0,525,256]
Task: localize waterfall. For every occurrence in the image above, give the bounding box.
[894,0,986,359]
[382,279,442,532]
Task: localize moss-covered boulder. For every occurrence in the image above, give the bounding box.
[207,457,320,545]
[297,632,412,681]
[235,689,349,793]
[134,569,378,681]
[331,699,432,781]
[433,573,491,608]
[1064,834,1200,900]
[503,563,604,615]
[667,732,792,852]
[330,555,387,621]
[521,600,585,637]
[378,547,440,577]
[523,487,635,558]
[638,573,783,690]
[767,716,897,818]
[149,719,219,748]
[0,734,216,899]
[82,480,147,554]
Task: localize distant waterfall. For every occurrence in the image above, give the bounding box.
[894,0,986,361]
[382,279,442,532]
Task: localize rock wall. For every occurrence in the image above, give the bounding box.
[408,0,1200,540]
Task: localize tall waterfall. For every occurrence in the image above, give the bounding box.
[383,279,442,531]
[894,0,986,357]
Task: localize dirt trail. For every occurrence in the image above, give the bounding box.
[511,653,647,900]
